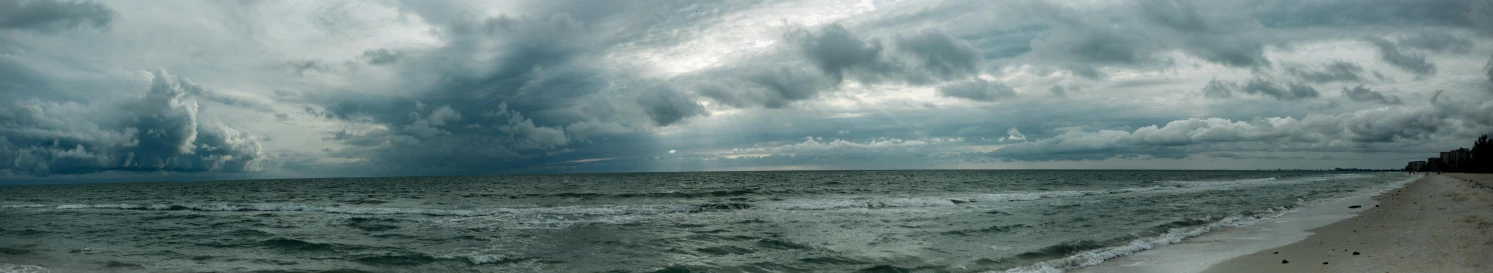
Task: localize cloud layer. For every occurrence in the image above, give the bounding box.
[2,0,1492,182]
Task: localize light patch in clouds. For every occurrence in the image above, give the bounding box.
[1002,128,1027,142]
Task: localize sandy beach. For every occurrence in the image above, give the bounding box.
[1203,174,1493,273]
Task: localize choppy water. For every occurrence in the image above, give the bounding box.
[0,170,1406,273]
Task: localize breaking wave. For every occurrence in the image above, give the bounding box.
[0,264,48,273]
[999,206,1302,273]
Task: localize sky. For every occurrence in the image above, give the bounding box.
[2,0,1492,183]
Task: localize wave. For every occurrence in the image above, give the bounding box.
[6,174,1357,220]
[518,188,768,199]
[1159,173,1368,189]
[443,254,535,265]
[942,224,1032,237]
[758,186,1170,211]
[40,203,696,217]
[997,205,1302,273]
[9,187,1160,217]
[0,264,49,273]
[0,204,50,209]
[690,202,755,213]
[261,238,360,253]
[355,252,541,266]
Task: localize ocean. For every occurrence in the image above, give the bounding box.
[0,170,1409,273]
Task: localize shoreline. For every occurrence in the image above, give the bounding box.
[1066,174,1416,273]
[1202,173,1493,273]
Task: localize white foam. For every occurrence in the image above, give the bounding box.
[758,197,959,210]
[432,251,522,264]
[0,204,50,209]
[0,264,49,273]
[759,187,1169,211]
[43,203,695,217]
[999,206,1302,273]
[436,212,655,229]
[1006,174,1418,273]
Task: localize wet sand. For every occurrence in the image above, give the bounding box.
[1202,174,1493,273]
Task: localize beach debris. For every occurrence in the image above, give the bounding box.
[1322,262,1329,264]
[1273,252,1279,254]
[1349,205,1362,209]
[1282,260,1289,264]
[1353,252,1360,255]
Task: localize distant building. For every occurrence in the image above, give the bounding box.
[1444,148,1471,170]
[1427,158,1445,172]
[1406,161,1427,171]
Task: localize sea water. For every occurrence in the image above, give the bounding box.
[0,170,1406,273]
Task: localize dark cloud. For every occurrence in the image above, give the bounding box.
[786,24,890,83]
[0,0,114,32]
[1397,32,1474,54]
[893,29,982,80]
[1018,0,1277,78]
[1138,0,1269,68]
[1286,61,1364,83]
[296,4,737,174]
[0,70,268,176]
[1340,85,1403,105]
[1363,37,1437,76]
[0,54,60,102]
[784,25,982,85]
[361,49,401,65]
[1040,28,1154,70]
[636,87,705,126]
[1253,0,1491,30]
[698,26,986,109]
[286,60,336,75]
[1048,85,1067,98]
[489,104,568,150]
[1201,79,1237,99]
[1485,55,1493,90]
[985,99,1492,161]
[1240,78,1319,100]
[698,66,834,109]
[1202,78,1319,100]
[937,79,1017,102]
[8,0,1493,179]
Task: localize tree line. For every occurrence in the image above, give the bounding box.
[1474,135,1492,173]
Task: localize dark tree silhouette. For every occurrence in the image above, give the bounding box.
[1474,135,1491,173]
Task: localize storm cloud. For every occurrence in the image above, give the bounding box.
[1286,61,1365,83]
[1341,85,1404,105]
[3,0,1492,182]
[1201,78,1320,100]
[0,71,267,176]
[0,0,113,32]
[1364,37,1438,76]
